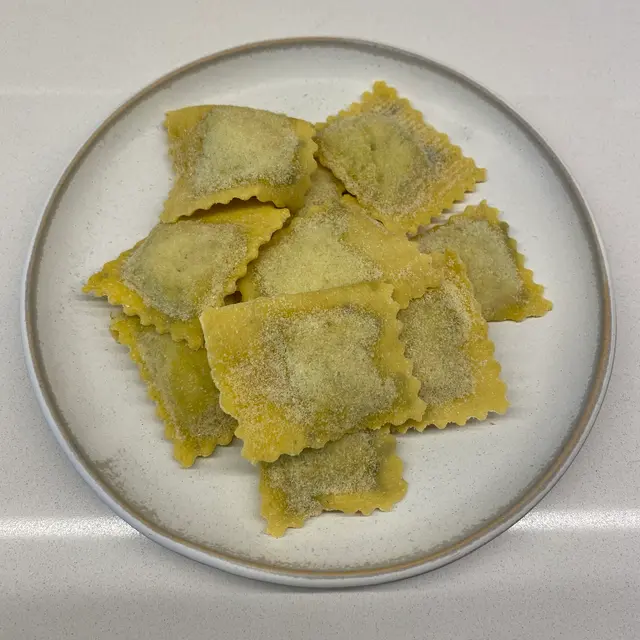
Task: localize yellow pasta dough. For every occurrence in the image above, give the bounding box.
[83,201,289,349]
[396,250,508,431]
[80,84,553,538]
[416,201,552,321]
[260,429,407,537]
[294,165,345,211]
[315,81,485,234]
[200,282,425,463]
[162,105,317,222]
[239,195,440,306]
[110,314,236,467]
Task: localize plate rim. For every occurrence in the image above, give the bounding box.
[20,36,616,588]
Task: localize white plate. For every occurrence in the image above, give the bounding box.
[22,38,614,588]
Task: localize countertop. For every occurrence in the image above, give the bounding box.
[1,1,638,638]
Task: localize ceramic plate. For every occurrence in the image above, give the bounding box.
[22,38,614,587]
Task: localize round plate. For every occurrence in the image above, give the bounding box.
[22,38,615,587]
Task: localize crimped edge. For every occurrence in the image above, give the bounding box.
[238,195,442,305]
[83,205,290,349]
[259,429,407,537]
[426,200,553,322]
[83,244,204,349]
[339,195,443,307]
[161,109,317,222]
[201,281,426,463]
[315,81,486,234]
[395,250,509,432]
[109,313,234,467]
[20,36,614,588]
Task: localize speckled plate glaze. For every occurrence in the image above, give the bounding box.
[21,38,615,588]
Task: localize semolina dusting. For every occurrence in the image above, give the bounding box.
[200,281,425,462]
[83,82,550,538]
[396,250,508,431]
[418,217,522,320]
[416,201,552,322]
[110,314,236,467]
[255,307,397,432]
[263,430,381,518]
[243,205,383,298]
[260,429,407,536]
[162,105,317,221]
[316,81,485,233]
[123,221,246,320]
[80,201,290,349]
[192,106,302,195]
[240,196,440,306]
[295,165,344,211]
[400,281,474,408]
[319,111,443,218]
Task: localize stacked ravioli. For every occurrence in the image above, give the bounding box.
[84,82,551,537]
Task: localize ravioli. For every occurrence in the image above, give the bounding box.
[239,195,440,306]
[315,81,485,234]
[162,105,317,222]
[82,84,552,537]
[396,250,508,431]
[83,201,289,349]
[295,165,344,211]
[416,201,552,321]
[260,429,407,537]
[110,314,236,467]
[200,282,425,462]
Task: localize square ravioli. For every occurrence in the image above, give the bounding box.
[396,250,508,431]
[260,429,407,537]
[83,201,289,349]
[162,105,317,222]
[110,314,236,467]
[200,281,425,462]
[315,81,485,234]
[238,194,440,307]
[415,201,552,321]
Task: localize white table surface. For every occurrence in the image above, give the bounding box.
[1,0,637,637]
